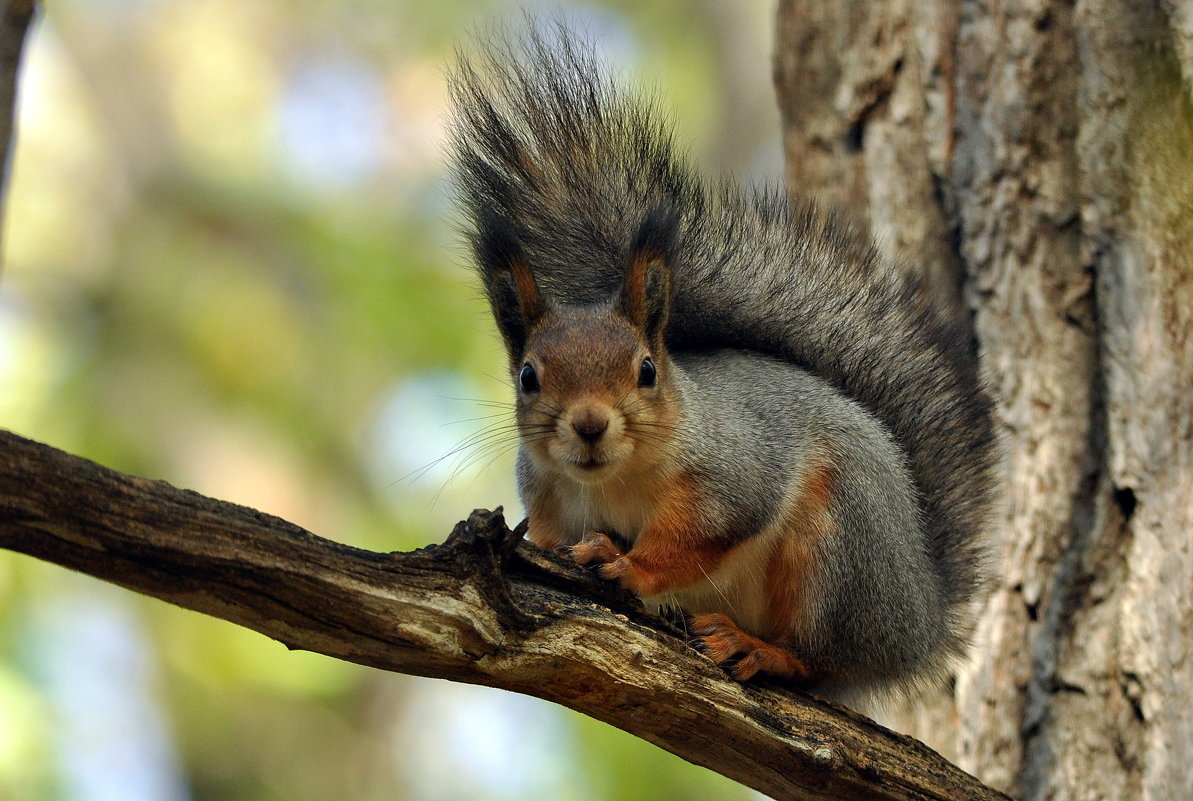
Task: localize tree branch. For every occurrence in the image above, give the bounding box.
[0,429,1011,801]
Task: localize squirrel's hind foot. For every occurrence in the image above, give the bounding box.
[689,613,815,683]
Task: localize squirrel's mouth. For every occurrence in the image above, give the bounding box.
[577,456,604,470]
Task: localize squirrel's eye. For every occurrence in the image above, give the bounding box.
[638,356,656,388]
[518,362,540,393]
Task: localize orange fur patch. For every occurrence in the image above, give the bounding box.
[527,490,566,550]
[620,251,658,329]
[762,460,837,642]
[509,253,544,322]
[614,472,732,596]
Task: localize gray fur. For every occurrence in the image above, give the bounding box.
[673,351,951,687]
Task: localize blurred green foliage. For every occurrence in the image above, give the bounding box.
[0,1,778,799]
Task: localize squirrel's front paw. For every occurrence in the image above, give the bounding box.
[563,531,637,585]
[564,530,623,565]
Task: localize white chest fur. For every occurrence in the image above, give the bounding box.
[554,478,658,545]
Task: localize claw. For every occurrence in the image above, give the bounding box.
[687,612,815,683]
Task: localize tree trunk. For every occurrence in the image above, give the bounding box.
[774,1,1193,799]
[0,0,34,247]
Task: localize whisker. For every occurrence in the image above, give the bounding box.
[438,395,515,409]
[530,398,565,418]
[431,440,524,507]
[465,441,527,492]
[440,412,514,426]
[669,594,688,636]
[622,429,674,446]
[396,421,529,485]
[697,561,736,614]
[483,372,514,387]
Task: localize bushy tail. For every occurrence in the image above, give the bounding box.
[449,22,997,630]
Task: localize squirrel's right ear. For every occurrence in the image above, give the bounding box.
[475,214,546,358]
[619,208,678,346]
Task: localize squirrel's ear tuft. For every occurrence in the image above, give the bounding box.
[620,208,678,346]
[475,213,545,358]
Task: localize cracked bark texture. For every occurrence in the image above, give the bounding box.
[775,1,1193,799]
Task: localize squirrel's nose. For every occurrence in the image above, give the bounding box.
[572,411,609,443]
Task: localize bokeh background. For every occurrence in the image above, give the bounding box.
[0,1,781,799]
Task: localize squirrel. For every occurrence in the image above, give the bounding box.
[448,23,997,702]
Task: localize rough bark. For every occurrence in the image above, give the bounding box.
[0,430,1011,801]
[775,1,1193,799]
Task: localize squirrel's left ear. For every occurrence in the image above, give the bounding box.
[619,208,678,346]
[475,212,546,359]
